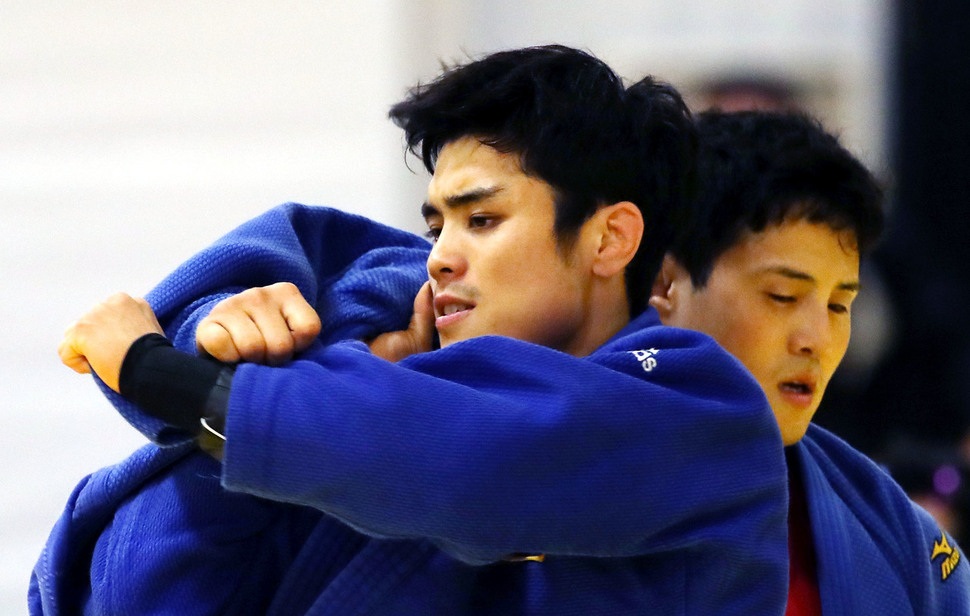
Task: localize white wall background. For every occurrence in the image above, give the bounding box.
[1,1,890,611]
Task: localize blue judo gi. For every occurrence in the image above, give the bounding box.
[31,203,791,615]
[791,424,970,614]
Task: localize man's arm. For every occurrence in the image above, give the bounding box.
[94,203,430,443]
[64,204,785,566]
[220,319,788,564]
[63,294,786,564]
[62,279,435,445]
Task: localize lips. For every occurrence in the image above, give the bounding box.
[433,293,475,329]
[780,381,813,395]
[777,374,818,408]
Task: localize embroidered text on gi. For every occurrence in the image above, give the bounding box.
[630,349,659,372]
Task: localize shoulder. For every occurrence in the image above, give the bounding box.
[607,309,755,372]
[59,443,189,524]
[799,425,912,500]
[33,444,192,614]
[599,310,768,410]
[799,424,932,529]
[799,425,970,608]
[87,449,320,614]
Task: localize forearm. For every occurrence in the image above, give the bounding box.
[119,334,233,453]
[220,335,786,563]
[111,324,785,564]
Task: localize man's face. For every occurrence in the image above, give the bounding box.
[660,219,859,445]
[422,136,596,355]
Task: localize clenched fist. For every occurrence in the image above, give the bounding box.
[59,293,164,392]
[196,282,322,365]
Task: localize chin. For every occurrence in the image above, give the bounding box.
[772,403,816,443]
[438,331,473,348]
[779,423,811,446]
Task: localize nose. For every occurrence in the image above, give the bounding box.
[788,304,831,358]
[426,226,467,282]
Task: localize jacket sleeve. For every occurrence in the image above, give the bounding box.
[221,330,788,566]
[95,203,786,573]
[100,203,430,444]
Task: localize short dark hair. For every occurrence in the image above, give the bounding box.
[388,45,695,315]
[673,110,885,286]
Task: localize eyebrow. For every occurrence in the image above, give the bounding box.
[421,186,503,219]
[763,266,861,292]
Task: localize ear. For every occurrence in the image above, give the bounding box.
[589,201,643,278]
[648,254,691,320]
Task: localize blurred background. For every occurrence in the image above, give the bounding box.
[3,0,968,611]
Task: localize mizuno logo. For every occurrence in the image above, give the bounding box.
[931,531,961,581]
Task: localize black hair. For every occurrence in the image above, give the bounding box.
[388,45,695,315]
[673,110,885,286]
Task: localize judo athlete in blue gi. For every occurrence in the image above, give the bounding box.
[34,47,789,615]
[649,110,970,614]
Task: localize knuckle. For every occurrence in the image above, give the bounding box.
[106,292,133,305]
[245,287,273,308]
[222,288,257,310]
[198,323,229,347]
[272,281,299,295]
[291,310,321,331]
[207,302,232,319]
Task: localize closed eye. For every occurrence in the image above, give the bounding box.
[768,293,796,304]
[829,303,849,315]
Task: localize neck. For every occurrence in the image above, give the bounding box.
[563,280,631,357]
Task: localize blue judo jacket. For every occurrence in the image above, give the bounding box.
[792,425,970,614]
[31,203,790,615]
